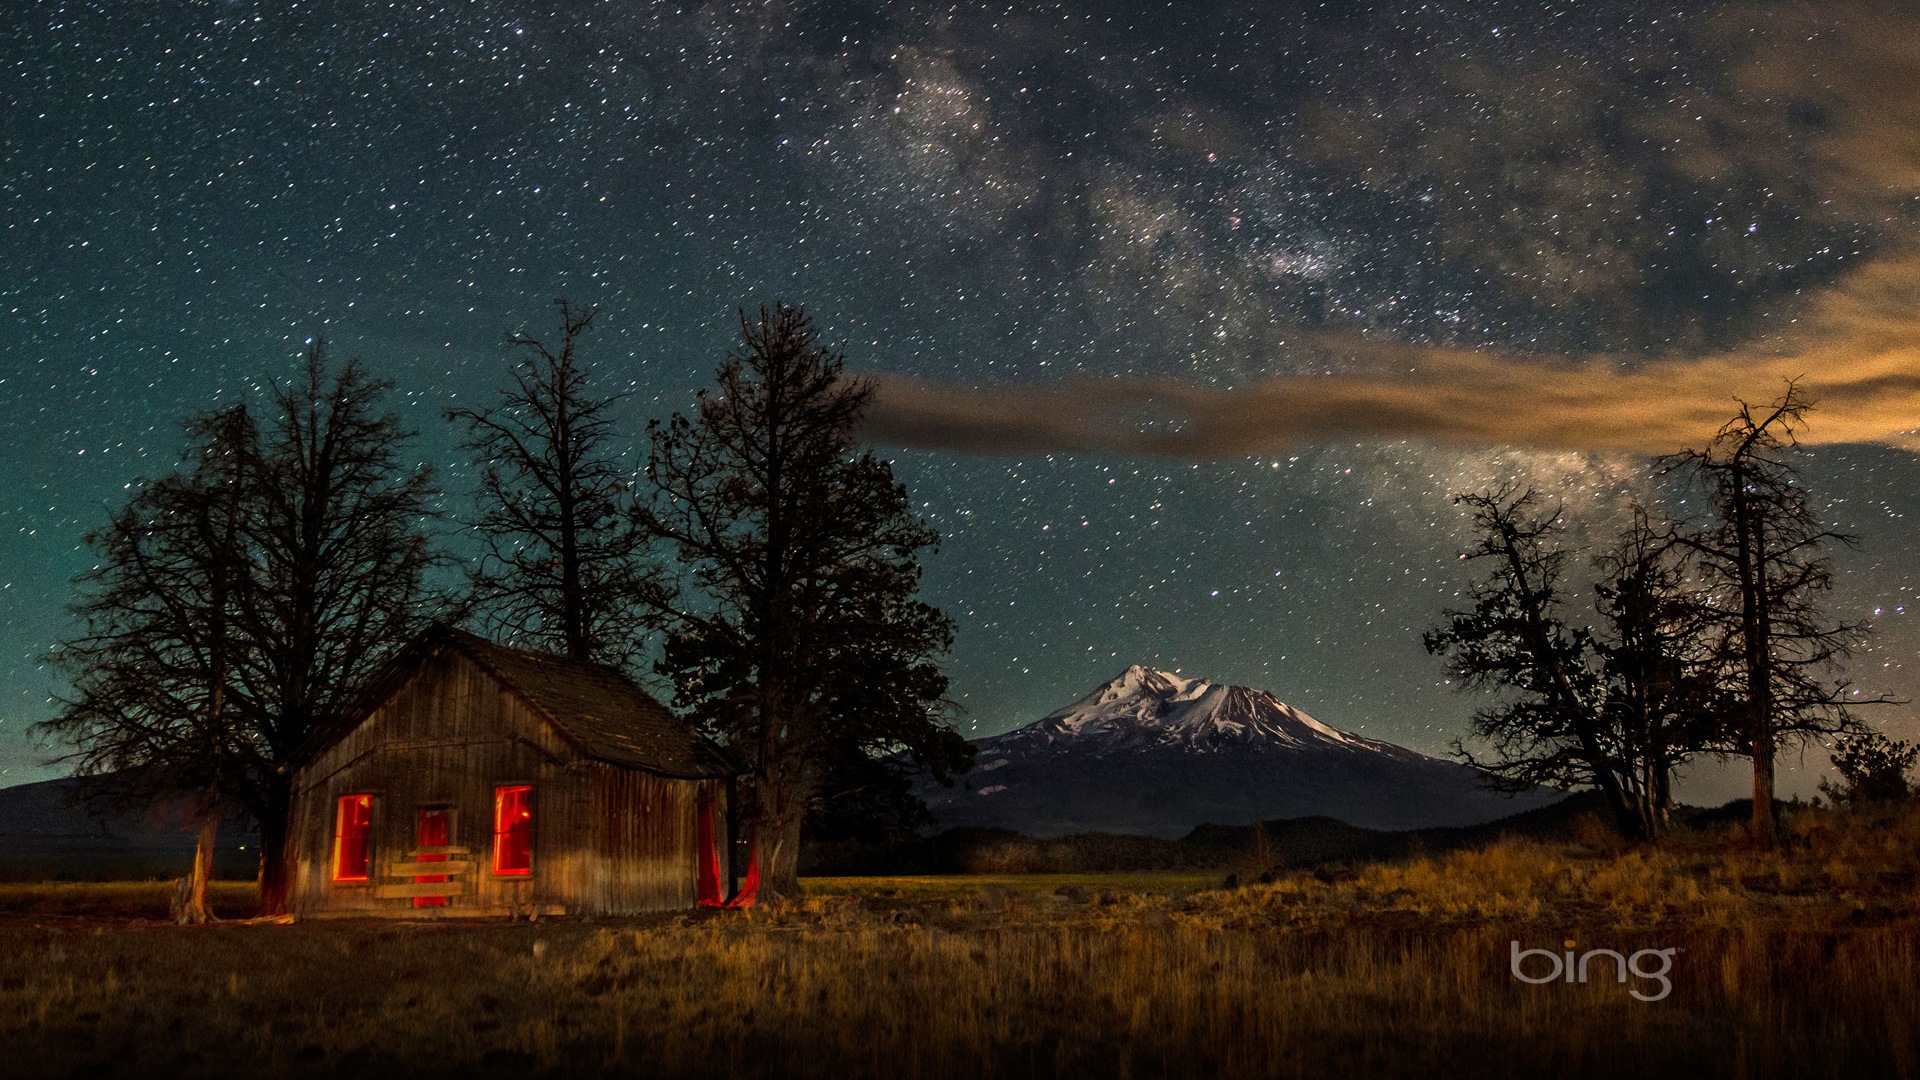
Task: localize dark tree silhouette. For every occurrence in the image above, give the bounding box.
[1819,730,1918,807]
[1669,383,1871,846]
[1426,487,1639,834]
[450,300,657,669]
[41,342,445,914]
[639,304,970,901]
[42,406,255,922]
[1426,488,1720,839]
[1591,508,1723,837]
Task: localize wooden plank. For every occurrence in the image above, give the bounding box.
[393,857,476,871]
[372,881,472,900]
[407,846,471,857]
[383,860,476,877]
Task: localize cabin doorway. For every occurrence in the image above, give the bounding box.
[414,808,452,908]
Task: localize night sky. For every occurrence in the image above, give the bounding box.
[7,1,1920,800]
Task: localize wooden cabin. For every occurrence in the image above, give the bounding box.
[288,626,739,917]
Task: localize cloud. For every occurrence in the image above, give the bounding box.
[1730,0,1920,199]
[861,1,1920,459]
[862,288,1920,457]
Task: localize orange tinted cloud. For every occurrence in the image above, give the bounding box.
[863,2,1920,459]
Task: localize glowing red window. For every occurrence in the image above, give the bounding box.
[493,785,532,875]
[332,794,373,882]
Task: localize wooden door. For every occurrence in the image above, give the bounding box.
[414,808,451,908]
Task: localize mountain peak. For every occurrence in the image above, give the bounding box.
[1084,665,1204,706]
[1021,665,1356,750]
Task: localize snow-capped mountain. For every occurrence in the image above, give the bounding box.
[920,665,1551,838]
[994,665,1364,751]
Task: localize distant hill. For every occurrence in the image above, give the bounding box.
[805,791,1619,876]
[0,776,256,882]
[1178,789,1619,870]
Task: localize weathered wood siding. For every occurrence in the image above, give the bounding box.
[289,648,717,917]
[587,766,727,913]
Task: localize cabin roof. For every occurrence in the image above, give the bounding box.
[312,625,740,779]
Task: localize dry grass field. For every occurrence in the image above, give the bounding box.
[5,805,1919,1079]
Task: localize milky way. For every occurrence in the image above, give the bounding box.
[6,1,1919,797]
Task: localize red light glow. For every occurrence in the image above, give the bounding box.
[332,794,373,882]
[493,785,532,875]
[414,808,451,907]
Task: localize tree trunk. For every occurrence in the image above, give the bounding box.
[1497,530,1638,840]
[1746,620,1778,846]
[172,811,219,925]
[1573,723,1640,840]
[184,814,218,924]
[1750,732,1777,847]
[1625,783,1656,843]
[1642,759,1668,840]
[256,784,293,915]
[724,777,742,900]
[750,770,809,904]
[758,809,806,904]
[1732,462,1779,849]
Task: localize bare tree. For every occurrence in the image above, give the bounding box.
[41,341,445,914]
[450,300,656,668]
[45,407,255,922]
[1668,383,1873,846]
[639,304,969,902]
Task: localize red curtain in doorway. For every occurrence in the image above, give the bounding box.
[696,797,724,906]
[696,798,757,908]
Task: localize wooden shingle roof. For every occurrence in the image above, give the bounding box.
[312,625,739,779]
[442,628,738,778]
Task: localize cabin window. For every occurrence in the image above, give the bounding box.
[332,794,374,882]
[492,785,533,875]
